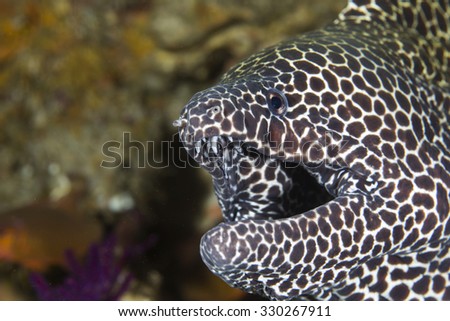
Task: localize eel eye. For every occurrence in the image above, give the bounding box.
[267,88,288,116]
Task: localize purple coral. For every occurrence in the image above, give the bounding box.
[30,237,133,300]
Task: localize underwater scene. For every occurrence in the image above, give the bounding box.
[0,0,345,300]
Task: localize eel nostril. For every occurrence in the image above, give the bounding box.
[172,118,188,128]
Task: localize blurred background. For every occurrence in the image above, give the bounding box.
[0,0,345,300]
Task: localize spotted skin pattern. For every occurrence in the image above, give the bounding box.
[176,0,450,300]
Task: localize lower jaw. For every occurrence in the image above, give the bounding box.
[220,202,287,222]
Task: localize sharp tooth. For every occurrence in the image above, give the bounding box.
[224,147,231,162]
[210,136,218,154]
[219,136,227,151]
[195,141,201,156]
[199,138,206,158]
[211,145,218,154]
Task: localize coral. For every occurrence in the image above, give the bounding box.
[29,237,132,300]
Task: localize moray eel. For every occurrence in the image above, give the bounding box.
[175,0,450,300]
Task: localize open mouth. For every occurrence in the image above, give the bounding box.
[192,135,238,171]
[189,135,333,222]
[192,136,264,174]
